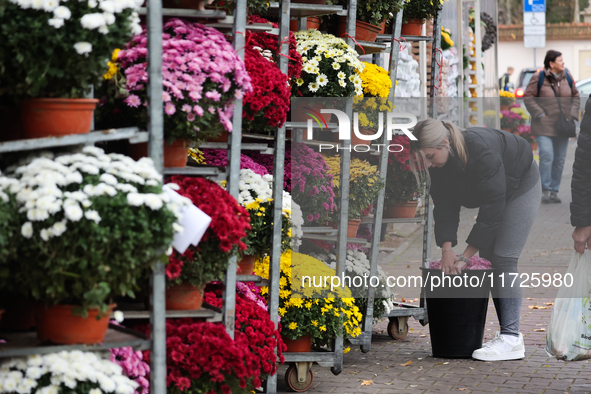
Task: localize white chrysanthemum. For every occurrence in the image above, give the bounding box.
[146,179,159,187]
[65,171,83,185]
[103,12,115,24]
[40,385,59,394]
[127,193,143,206]
[73,42,93,56]
[308,82,319,92]
[98,25,109,34]
[50,221,67,237]
[80,13,105,29]
[21,222,33,238]
[143,194,163,210]
[40,228,51,241]
[48,17,64,28]
[98,376,116,392]
[113,311,124,323]
[338,79,346,88]
[115,184,137,193]
[42,0,58,11]
[64,203,83,222]
[99,0,115,12]
[53,5,71,19]
[88,0,97,7]
[84,210,101,224]
[337,71,346,79]
[166,183,180,191]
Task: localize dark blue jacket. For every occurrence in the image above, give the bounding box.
[571,96,591,227]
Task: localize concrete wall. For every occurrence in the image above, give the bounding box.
[498,40,585,86]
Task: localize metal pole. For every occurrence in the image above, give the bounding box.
[222,0,247,339]
[388,11,403,102]
[146,0,165,392]
[265,1,290,392]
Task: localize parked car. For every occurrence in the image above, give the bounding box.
[514,67,541,98]
[577,77,591,97]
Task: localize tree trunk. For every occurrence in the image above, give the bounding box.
[574,0,580,23]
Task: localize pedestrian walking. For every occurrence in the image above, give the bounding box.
[409,119,542,361]
[499,67,514,92]
[571,95,591,253]
[523,49,580,204]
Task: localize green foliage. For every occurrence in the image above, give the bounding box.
[244,200,291,257]
[0,193,18,290]
[335,0,404,26]
[402,0,445,22]
[384,167,424,204]
[0,0,136,99]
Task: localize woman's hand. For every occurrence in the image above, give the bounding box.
[440,250,458,275]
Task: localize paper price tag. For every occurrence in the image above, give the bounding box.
[163,185,212,254]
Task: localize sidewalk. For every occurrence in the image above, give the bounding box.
[277,140,591,393]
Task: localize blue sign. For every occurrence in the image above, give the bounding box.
[524,0,545,13]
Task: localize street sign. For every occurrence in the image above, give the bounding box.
[524,0,545,13]
[524,35,546,48]
[525,26,545,34]
[524,12,546,25]
[524,12,546,35]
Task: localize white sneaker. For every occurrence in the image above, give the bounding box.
[472,332,525,361]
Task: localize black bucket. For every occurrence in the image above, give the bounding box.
[421,268,493,359]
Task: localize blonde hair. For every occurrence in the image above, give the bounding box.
[409,119,468,184]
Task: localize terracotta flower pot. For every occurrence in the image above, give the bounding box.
[401,19,425,36]
[237,255,256,275]
[128,139,190,167]
[384,201,419,219]
[166,283,204,310]
[347,219,362,238]
[336,17,382,42]
[500,104,509,111]
[0,297,36,331]
[290,16,321,31]
[501,128,512,133]
[282,334,312,352]
[19,98,99,139]
[378,21,386,34]
[35,304,115,345]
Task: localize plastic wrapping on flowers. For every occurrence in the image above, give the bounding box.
[165,176,251,288]
[103,18,252,142]
[0,147,181,314]
[310,250,394,320]
[254,251,363,350]
[242,46,291,134]
[292,30,364,97]
[323,155,385,220]
[291,143,337,225]
[429,255,492,270]
[0,351,140,394]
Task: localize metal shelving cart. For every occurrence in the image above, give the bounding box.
[345,9,443,350]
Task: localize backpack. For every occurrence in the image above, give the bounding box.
[537,70,573,96]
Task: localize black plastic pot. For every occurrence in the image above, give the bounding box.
[421,268,493,358]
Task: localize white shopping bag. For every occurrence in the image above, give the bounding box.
[546,252,591,361]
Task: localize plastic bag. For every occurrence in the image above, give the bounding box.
[545,252,591,361]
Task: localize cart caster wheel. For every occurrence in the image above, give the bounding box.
[361,344,370,353]
[285,364,313,392]
[387,319,409,340]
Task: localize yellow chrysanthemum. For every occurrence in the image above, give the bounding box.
[289,322,298,330]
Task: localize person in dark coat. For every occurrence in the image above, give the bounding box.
[523,50,580,204]
[571,95,591,252]
[409,119,542,361]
